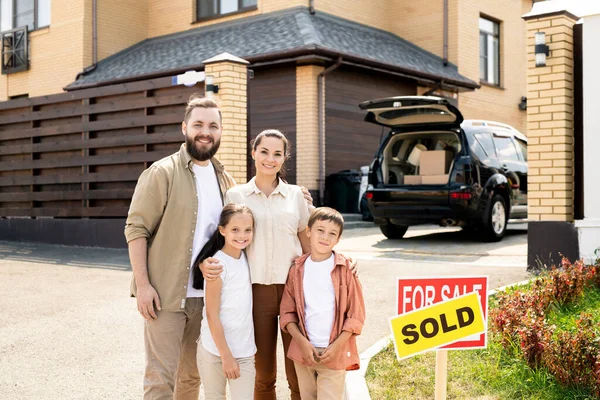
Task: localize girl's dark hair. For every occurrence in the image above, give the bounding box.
[192,203,254,289]
[251,129,290,184]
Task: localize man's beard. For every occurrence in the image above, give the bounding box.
[185,134,221,162]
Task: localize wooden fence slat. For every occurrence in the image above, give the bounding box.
[0,76,178,111]
[0,189,134,202]
[0,93,189,125]
[0,132,182,156]
[0,207,130,217]
[0,150,174,172]
[0,114,182,141]
[0,171,143,187]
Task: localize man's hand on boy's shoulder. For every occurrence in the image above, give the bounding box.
[199,257,223,281]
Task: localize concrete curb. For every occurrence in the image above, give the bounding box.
[344,278,534,399]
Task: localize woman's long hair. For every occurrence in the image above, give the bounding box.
[192,203,254,289]
[251,129,290,184]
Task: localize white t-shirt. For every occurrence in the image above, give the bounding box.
[186,162,223,298]
[303,254,336,348]
[201,250,256,358]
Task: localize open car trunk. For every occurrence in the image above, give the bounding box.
[381,131,462,186]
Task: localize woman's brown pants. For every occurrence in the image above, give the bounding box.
[252,284,300,400]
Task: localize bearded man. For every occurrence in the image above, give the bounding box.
[125,95,235,400]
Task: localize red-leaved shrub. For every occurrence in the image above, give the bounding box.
[490,257,600,394]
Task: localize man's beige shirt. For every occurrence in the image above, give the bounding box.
[225,178,310,285]
[124,143,236,311]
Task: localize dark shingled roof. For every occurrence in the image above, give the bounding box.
[67,7,477,90]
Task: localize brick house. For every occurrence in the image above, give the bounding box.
[0,0,532,246]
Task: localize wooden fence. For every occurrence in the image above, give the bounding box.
[0,77,203,219]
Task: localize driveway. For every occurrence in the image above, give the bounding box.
[0,224,530,399]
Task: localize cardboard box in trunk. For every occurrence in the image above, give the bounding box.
[420,150,453,175]
[404,175,422,185]
[421,174,449,184]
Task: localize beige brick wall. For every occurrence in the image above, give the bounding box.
[97,0,148,61]
[205,59,249,184]
[0,0,91,100]
[525,13,577,222]
[387,0,459,65]
[148,0,307,38]
[316,0,389,32]
[456,0,529,133]
[295,65,323,191]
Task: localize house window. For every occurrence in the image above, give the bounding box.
[197,0,257,20]
[0,0,51,33]
[479,16,499,86]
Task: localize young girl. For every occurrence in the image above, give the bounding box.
[192,204,256,400]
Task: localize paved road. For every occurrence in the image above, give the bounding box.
[0,224,529,399]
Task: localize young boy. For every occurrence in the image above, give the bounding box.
[280,207,366,400]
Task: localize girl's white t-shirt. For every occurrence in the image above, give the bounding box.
[303,254,336,348]
[201,250,256,358]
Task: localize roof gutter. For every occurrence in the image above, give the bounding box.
[318,56,342,206]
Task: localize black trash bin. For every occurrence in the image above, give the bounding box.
[325,170,362,213]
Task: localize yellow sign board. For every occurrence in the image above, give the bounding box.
[389,292,485,360]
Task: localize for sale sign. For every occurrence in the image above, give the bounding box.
[389,292,486,360]
[397,276,488,349]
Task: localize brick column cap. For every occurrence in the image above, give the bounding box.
[522,3,580,21]
[202,52,249,66]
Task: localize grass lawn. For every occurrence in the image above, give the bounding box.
[365,286,600,400]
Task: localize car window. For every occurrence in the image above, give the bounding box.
[473,132,496,158]
[493,136,520,162]
[516,139,527,161]
[469,139,487,160]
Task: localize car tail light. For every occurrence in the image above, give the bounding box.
[450,192,472,200]
[366,192,373,200]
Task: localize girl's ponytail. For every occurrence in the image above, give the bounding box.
[192,229,225,289]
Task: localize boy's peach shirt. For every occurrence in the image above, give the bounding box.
[279,251,366,371]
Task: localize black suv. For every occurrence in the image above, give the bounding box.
[361,96,527,242]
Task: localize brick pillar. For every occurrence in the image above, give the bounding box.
[523,10,580,269]
[295,65,323,194]
[203,53,249,184]
[525,12,577,222]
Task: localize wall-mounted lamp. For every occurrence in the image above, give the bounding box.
[518,96,527,111]
[534,32,550,67]
[205,75,219,98]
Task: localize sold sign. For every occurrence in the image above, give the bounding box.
[397,276,488,349]
[389,292,485,360]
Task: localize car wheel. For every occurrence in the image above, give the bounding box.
[483,194,507,242]
[380,223,409,239]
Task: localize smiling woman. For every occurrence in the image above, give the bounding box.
[222,129,312,400]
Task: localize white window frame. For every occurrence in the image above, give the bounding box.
[479,16,500,86]
[0,0,51,33]
[196,0,257,21]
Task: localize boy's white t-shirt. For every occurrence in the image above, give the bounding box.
[186,162,223,298]
[201,250,256,358]
[303,254,336,348]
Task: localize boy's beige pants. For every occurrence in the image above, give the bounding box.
[143,297,204,400]
[294,360,346,400]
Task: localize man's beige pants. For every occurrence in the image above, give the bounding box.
[143,297,204,400]
[294,361,346,400]
[197,344,255,400]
